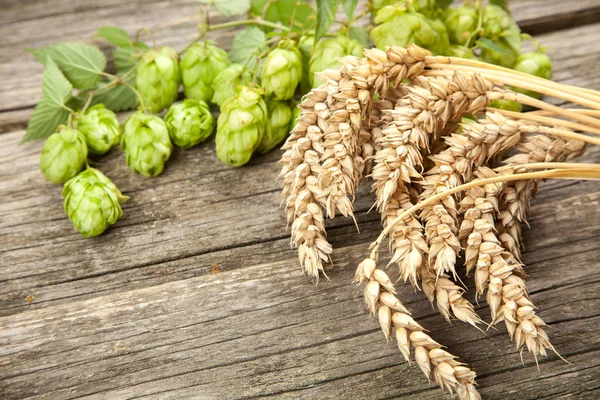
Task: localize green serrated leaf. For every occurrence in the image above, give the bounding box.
[92,75,138,112]
[340,0,358,20]
[348,26,370,48]
[29,43,107,90]
[42,57,73,107]
[211,0,251,16]
[250,0,315,31]
[113,43,147,74]
[476,38,511,56]
[229,27,268,68]
[436,0,453,7]
[22,99,70,143]
[96,26,132,48]
[315,0,338,42]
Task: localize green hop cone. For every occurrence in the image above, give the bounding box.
[77,104,121,155]
[482,5,515,39]
[370,5,450,55]
[290,103,301,132]
[257,101,293,154]
[216,86,267,167]
[136,47,181,113]
[62,167,128,238]
[164,99,215,149]
[211,64,252,107]
[181,42,230,103]
[309,36,364,88]
[513,51,553,99]
[121,112,173,177]
[261,40,302,101]
[298,34,315,93]
[488,99,523,113]
[445,6,478,45]
[40,125,88,184]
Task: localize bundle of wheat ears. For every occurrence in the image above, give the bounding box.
[279,44,600,399]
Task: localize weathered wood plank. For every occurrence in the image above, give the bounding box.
[0,231,598,399]
[0,0,599,121]
[1,22,599,318]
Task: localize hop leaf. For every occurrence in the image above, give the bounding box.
[62,168,128,238]
[40,125,88,184]
[261,40,302,101]
[181,42,230,103]
[121,112,173,177]
[257,101,293,154]
[211,64,252,107]
[309,35,364,87]
[165,99,215,149]
[77,104,122,155]
[445,6,478,46]
[216,86,267,167]
[136,47,181,113]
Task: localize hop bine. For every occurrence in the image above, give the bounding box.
[62,168,128,238]
[40,125,88,184]
[121,112,173,177]
[181,41,230,103]
[165,99,214,149]
[135,47,181,113]
[216,86,267,167]
[261,40,303,101]
[77,104,121,155]
[211,64,252,107]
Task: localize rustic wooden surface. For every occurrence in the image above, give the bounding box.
[1,1,600,399]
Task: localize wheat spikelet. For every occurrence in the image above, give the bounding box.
[457,166,562,360]
[497,134,587,260]
[354,259,481,400]
[420,112,522,278]
[280,46,431,279]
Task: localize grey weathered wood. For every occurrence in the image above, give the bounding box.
[1,1,600,399]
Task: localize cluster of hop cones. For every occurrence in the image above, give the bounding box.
[279,45,600,399]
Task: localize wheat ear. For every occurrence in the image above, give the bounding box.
[354,259,481,400]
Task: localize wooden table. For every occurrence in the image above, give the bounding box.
[1,1,599,399]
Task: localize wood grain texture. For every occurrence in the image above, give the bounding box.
[1,1,600,399]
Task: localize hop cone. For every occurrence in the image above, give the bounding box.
[164,99,215,149]
[482,5,515,38]
[40,125,88,184]
[445,6,478,45]
[513,51,553,99]
[370,5,450,55]
[309,36,364,88]
[448,45,479,60]
[121,112,173,177]
[257,101,292,154]
[211,64,252,107]
[62,168,128,238]
[290,103,300,132]
[136,47,181,113]
[297,34,315,92]
[77,104,121,155]
[181,42,230,103]
[216,86,267,167]
[488,99,523,112]
[261,41,302,101]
